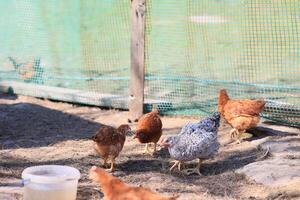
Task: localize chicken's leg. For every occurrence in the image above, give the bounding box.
[102,158,109,168]
[143,143,156,155]
[230,129,243,144]
[231,129,253,144]
[143,143,151,154]
[181,159,202,176]
[107,158,115,172]
[153,143,157,155]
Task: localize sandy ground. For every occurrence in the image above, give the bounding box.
[0,92,299,200]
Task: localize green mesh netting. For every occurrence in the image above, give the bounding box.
[0,0,299,126]
[144,0,300,126]
[0,0,130,107]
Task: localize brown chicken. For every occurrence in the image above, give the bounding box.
[92,124,132,172]
[134,107,162,155]
[218,89,266,143]
[89,166,178,200]
[8,57,40,80]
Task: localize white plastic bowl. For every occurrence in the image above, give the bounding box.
[22,165,80,200]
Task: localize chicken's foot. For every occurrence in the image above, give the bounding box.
[230,128,239,140]
[143,143,157,155]
[170,160,183,171]
[181,159,202,176]
[230,129,253,144]
[102,159,109,168]
[143,143,151,154]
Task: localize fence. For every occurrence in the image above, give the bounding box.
[0,0,299,126]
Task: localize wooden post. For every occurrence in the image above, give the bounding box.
[129,0,146,122]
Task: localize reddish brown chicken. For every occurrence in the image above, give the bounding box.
[92,124,132,172]
[218,89,266,143]
[90,166,178,200]
[134,108,162,155]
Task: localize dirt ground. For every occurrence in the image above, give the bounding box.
[0,92,299,200]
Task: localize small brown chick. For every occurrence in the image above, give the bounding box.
[89,166,178,200]
[218,89,266,143]
[92,124,132,172]
[134,107,162,155]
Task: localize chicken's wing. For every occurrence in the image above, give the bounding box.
[92,124,131,171]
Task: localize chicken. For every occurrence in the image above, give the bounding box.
[218,89,266,143]
[92,124,132,172]
[8,57,43,83]
[160,113,220,176]
[134,107,162,155]
[89,166,178,200]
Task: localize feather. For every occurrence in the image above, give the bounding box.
[166,112,220,162]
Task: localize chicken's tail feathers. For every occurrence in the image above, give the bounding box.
[255,99,267,111]
[219,89,230,101]
[218,89,230,114]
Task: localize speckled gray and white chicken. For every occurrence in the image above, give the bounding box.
[160,112,220,175]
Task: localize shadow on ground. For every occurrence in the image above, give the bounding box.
[0,103,101,149]
[0,91,17,100]
[0,152,250,200]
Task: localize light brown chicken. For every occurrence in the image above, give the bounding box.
[8,57,39,80]
[218,89,266,143]
[89,166,178,200]
[134,107,162,155]
[92,124,132,172]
